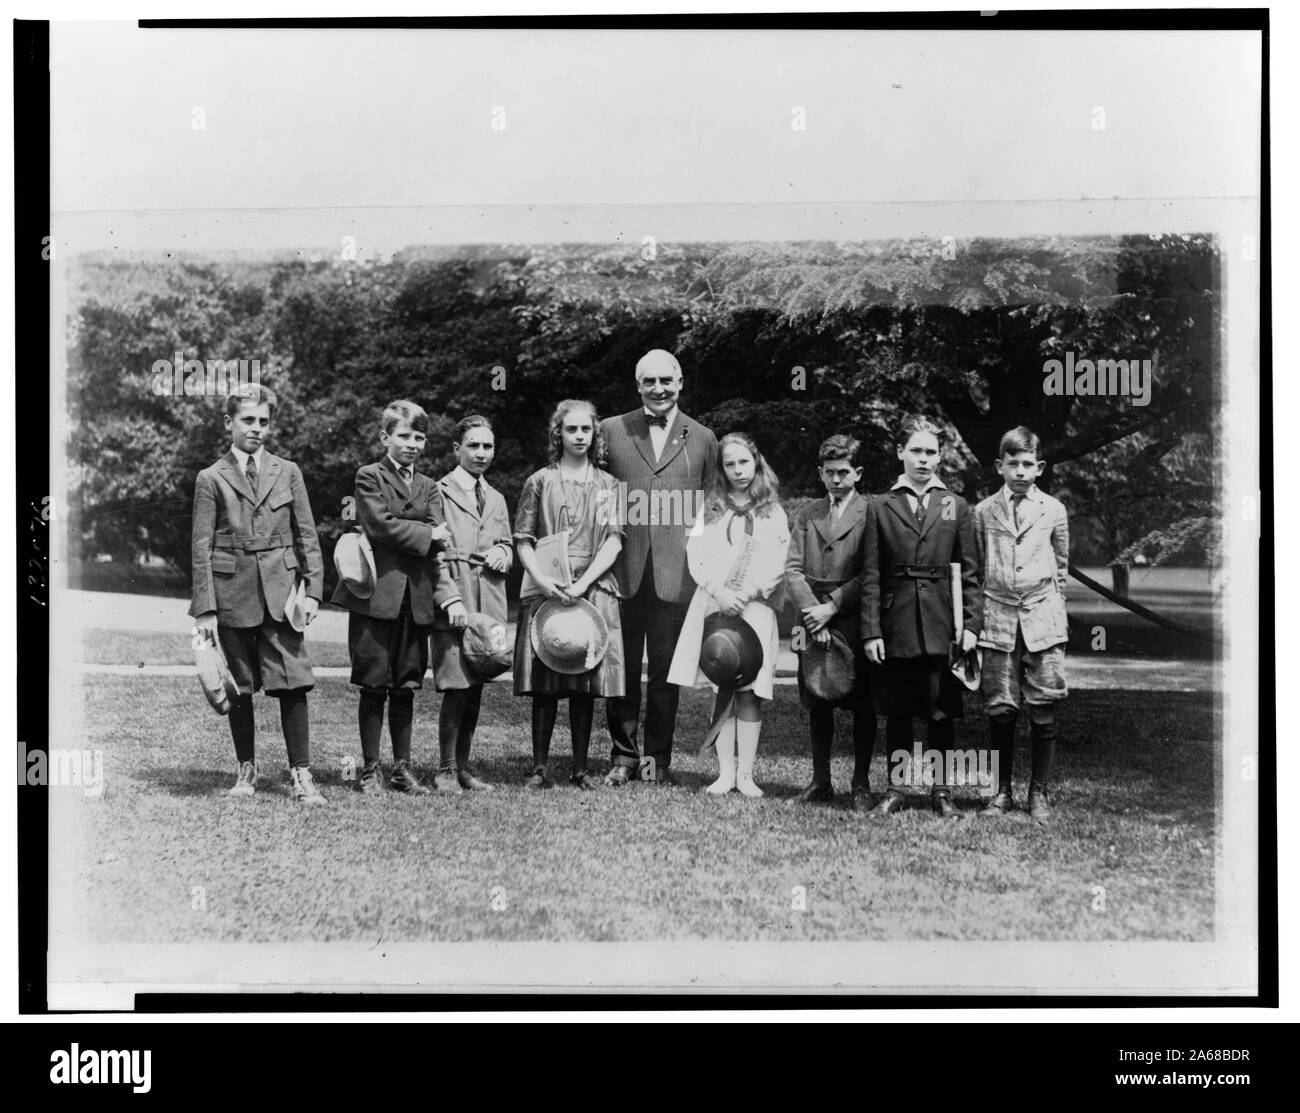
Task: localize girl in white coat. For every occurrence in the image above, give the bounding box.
[668,432,789,797]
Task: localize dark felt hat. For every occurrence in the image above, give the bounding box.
[801,628,857,703]
[461,612,513,681]
[699,613,763,690]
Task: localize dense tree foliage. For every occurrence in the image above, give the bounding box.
[65,235,1220,586]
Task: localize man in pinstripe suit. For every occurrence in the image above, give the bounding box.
[601,349,719,785]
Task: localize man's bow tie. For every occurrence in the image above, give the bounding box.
[645,412,668,428]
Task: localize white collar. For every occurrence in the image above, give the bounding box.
[449,465,484,492]
[230,445,264,470]
[892,474,947,497]
[829,488,857,509]
[1002,483,1039,508]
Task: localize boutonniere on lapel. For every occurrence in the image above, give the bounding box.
[673,424,690,448]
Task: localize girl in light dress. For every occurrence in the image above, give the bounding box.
[668,432,789,797]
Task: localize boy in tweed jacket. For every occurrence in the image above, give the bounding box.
[189,383,327,805]
[973,426,1070,822]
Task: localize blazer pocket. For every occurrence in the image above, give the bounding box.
[268,488,294,511]
[211,552,238,575]
[283,551,300,571]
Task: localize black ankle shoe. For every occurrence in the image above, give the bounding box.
[932,790,961,819]
[980,791,1014,817]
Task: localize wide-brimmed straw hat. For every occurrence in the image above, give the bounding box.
[530,598,610,675]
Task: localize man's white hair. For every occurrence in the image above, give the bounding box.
[635,349,681,380]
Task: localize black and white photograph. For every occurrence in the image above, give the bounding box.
[21,11,1269,1008]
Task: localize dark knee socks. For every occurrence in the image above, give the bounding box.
[438,690,463,774]
[809,705,833,785]
[990,712,1017,795]
[885,716,911,788]
[810,703,877,788]
[1030,719,1057,786]
[927,715,954,793]
[358,688,386,765]
[278,690,310,768]
[570,695,594,773]
[229,694,255,763]
[440,687,484,774]
[360,687,414,764]
[851,704,877,790]
[231,691,308,767]
[532,696,558,769]
[387,690,414,763]
[457,687,483,769]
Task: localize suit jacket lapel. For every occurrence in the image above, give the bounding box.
[631,413,657,471]
[916,487,947,543]
[827,494,866,545]
[377,460,415,510]
[1016,495,1044,537]
[439,475,477,520]
[652,415,692,474]
[988,495,1014,534]
[219,452,257,503]
[809,497,832,544]
[252,454,280,507]
[884,489,921,536]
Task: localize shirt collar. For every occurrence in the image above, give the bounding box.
[829,488,857,508]
[892,474,947,497]
[1003,483,1039,508]
[449,464,481,491]
[230,445,264,470]
[384,453,414,478]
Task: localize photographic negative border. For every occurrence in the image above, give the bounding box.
[21,9,1274,1010]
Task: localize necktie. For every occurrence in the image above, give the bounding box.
[1011,493,1026,530]
[245,455,258,490]
[830,496,843,522]
[646,412,668,428]
[474,478,485,516]
[398,466,413,488]
[913,492,927,527]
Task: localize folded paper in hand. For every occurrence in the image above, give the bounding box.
[522,529,572,594]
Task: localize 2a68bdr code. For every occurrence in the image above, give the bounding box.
[1119,1050,1250,1063]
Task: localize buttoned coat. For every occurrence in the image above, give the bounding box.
[600,410,719,605]
[859,487,982,658]
[973,487,1070,652]
[785,493,871,644]
[330,459,459,626]
[432,471,513,630]
[190,450,324,628]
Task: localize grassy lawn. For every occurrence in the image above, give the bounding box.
[57,672,1217,944]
